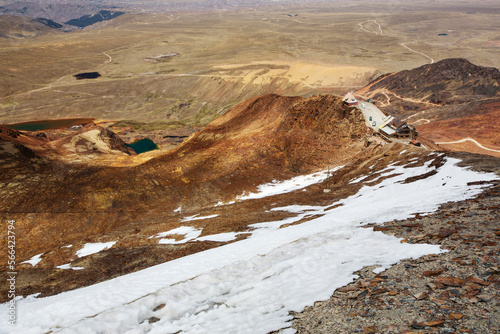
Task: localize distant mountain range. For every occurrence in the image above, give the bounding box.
[0,1,103,24]
[0,2,125,32]
[0,15,61,38]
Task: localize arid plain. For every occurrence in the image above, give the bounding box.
[1,0,499,129]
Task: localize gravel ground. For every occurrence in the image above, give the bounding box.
[288,153,500,334]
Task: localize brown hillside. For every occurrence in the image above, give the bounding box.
[0,93,384,299]
[135,94,369,207]
[0,94,371,214]
[418,105,500,158]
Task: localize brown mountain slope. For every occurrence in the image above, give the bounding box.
[133,94,370,207]
[0,93,390,299]
[1,94,370,213]
[361,58,500,105]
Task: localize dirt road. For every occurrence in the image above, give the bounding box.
[436,138,500,153]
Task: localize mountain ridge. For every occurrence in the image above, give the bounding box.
[0,92,392,300]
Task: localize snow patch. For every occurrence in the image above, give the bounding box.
[214,200,235,207]
[152,226,203,244]
[196,232,239,242]
[181,214,219,222]
[236,168,341,201]
[21,253,43,267]
[56,263,85,270]
[76,242,116,258]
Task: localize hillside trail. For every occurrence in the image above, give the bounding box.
[355,89,439,108]
[410,118,431,125]
[383,91,440,106]
[436,137,500,153]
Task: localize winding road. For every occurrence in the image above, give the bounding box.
[358,20,384,36]
[103,51,112,64]
[411,118,431,125]
[436,138,500,153]
[384,91,439,106]
[357,19,434,65]
[400,41,434,64]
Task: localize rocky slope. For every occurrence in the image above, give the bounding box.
[290,152,500,334]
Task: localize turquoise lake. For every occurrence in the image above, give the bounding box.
[126,138,159,154]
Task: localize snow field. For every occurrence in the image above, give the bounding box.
[2,156,498,334]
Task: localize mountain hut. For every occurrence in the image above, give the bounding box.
[342,92,358,106]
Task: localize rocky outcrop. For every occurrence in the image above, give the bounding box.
[0,124,21,138]
[52,123,136,155]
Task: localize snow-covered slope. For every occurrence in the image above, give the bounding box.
[2,155,497,334]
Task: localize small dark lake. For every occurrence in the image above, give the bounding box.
[126,138,159,154]
[74,72,101,80]
[5,118,95,131]
[438,33,448,36]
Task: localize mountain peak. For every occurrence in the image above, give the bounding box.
[415,58,499,82]
[362,58,500,104]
